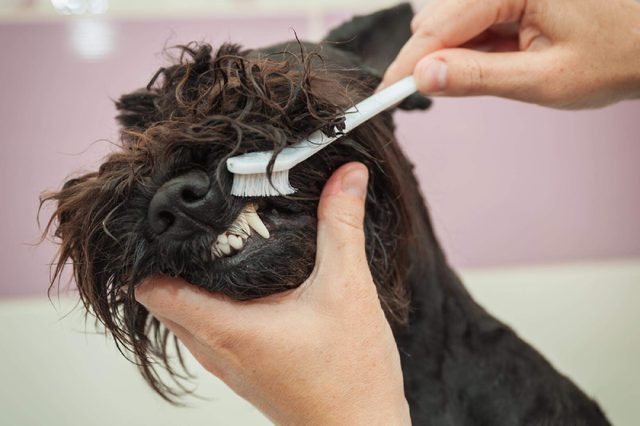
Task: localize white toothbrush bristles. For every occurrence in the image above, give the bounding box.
[231,170,296,197]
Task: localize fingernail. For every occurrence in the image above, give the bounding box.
[341,167,368,199]
[418,59,447,93]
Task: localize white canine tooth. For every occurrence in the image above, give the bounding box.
[228,234,243,250]
[219,243,231,255]
[246,211,270,239]
[238,214,251,238]
[217,233,228,245]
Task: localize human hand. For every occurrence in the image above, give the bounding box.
[382,0,640,109]
[135,162,411,426]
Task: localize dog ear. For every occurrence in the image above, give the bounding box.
[323,3,430,110]
[323,3,414,77]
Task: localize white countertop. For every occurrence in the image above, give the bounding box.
[1,259,638,425]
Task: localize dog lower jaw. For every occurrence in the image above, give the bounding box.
[178,207,317,300]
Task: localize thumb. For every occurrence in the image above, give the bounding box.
[314,162,369,274]
[414,48,549,102]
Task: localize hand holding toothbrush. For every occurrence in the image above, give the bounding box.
[381,0,640,109]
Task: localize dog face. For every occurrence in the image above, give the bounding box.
[42,4,431,400]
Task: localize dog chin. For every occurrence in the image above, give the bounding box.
[172,201,318,299]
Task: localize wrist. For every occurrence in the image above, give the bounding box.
[263,386,411,426]
[293,384,411,426]
[322,396,412,426]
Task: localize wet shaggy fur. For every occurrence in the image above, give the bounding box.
[42,4,610,425]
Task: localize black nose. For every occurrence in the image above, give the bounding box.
[148,170,215,237]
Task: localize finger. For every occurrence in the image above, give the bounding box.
[135,275,240,334]
[413,48,550,101]
[152,311,226,379]
[313,162,369,276]
[382,0,526,87]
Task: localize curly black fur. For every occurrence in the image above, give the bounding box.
[41,4,610,424]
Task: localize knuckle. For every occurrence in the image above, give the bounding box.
[211,331,239,353]
[464,57,487,94]
[333,208,364,231]
[410,15,421,33]
[198,321,242,351]
[414,28,444,50]
[491,0,524,23]
[319,195,365,231]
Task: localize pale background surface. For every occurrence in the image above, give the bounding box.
[2,260,639,425]
[0,1,639,425]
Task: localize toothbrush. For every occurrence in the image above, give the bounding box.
[226,76,417,197]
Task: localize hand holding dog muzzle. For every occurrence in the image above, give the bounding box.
[135,162,411,426]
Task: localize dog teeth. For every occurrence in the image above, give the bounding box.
[219,242,231,255]
[247,212,269,239]
[239,215,251,238]
[211,203,269,259]
[228,234,243,250]
[244,205,270,239]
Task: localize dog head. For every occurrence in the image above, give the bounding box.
[42,4,431,400]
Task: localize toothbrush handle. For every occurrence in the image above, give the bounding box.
[273,77,417,169]
[227,77,417,174]
[343,76,417,131]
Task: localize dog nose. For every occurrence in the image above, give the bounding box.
[147,170,214,237]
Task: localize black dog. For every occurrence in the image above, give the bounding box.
[43,4,609,424]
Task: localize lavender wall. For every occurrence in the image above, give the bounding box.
[1,15,639,298]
